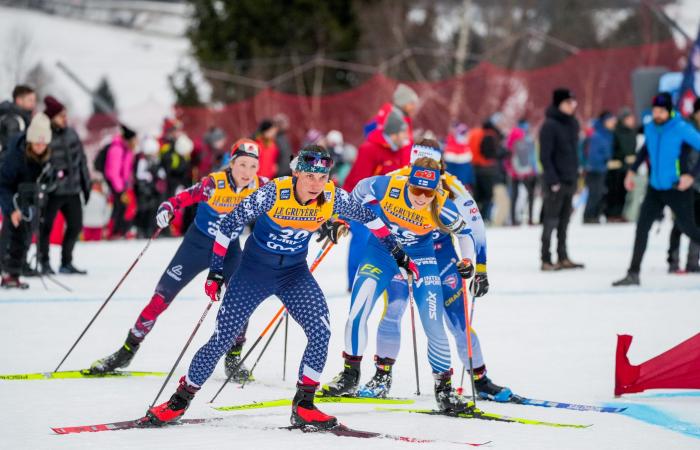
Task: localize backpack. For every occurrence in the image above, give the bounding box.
[93,143,110,174]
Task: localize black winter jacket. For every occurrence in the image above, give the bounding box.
[0,133,52,217]
[539,105,580,186]
[48,125,90,198]
[0,101,32,154]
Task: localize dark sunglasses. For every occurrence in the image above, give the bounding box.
[408,185,437,198]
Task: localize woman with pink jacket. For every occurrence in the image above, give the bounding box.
[105,125,137,237]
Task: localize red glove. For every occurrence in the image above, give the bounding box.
[204,272,225,301]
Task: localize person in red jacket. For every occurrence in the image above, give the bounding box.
[343,110,409,289]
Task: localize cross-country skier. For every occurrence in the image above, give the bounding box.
[323,142,479,413]
[347,142,511,402]
[146,145,414,429]
[90,139,265,382]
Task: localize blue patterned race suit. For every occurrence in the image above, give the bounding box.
[345,173,474,374]
[185,177,398,387]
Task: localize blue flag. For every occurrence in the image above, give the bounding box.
[677,25,700,116]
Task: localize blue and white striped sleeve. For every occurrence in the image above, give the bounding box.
[334,184,398,251]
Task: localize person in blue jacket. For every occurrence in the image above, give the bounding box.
[613,92,700,286]
[146,145,413,430]
[583,111,617,223]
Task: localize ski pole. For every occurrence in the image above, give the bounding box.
[150,298,215,407]
[461,261,478,406]
[406,273,421,396]
[460,280,477,391]
[282,312,289,381]
[241,312,286,388]
[53,228,161,372]
[209,241,336,403]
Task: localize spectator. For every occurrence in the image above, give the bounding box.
[444,123,474,189]
[613,93,700,286]
[82,179,112,241]
[505,118,538,225]
[605,108,637,222]
[539,88,584,271]
[133,135,164,238]
[0,85,36,275]
[470,113,506,220]
[191,126,226,179]
[37,95,90,275]
[367,83,418,146]
[667,98,700,273]
[274,113,294,177]
[0,113,52,289]
[253,119,279,179]
[583,111,616,224]
[326,129,356,186]
[0,85,36,154]
[105,125,137,238]
[161,134,193,198]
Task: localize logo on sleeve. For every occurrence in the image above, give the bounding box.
[324,191,332,201]
[280,188,291,200]
[389,187,401,199]
[218,180,225,189]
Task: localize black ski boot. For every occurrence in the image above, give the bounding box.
[322,352,362,397]
[90,333,141,374]
[357,356,394,398]
[473,366,512,402]
[291,383,338,429]
[612,271,640,287]
[224,343,252,383]
[434,370,475,414]
[147,376,199,425]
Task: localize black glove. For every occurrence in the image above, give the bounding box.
[456,259,474,279]
[204,271,225,301]
[316,219,348,245]
[391,246,419,280]
[471,272,489,298]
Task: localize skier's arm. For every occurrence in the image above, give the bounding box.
[450,193,487,268]
[167,176,215,210]
[210,182,277,273]
[333,184,398,252]
[350,176,387,217]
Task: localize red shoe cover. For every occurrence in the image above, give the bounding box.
[147,401,185,424]
[296,405,336,425]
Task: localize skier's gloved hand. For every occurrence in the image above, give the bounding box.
[316,219,348,245]
[204,271,225,301]
[156,201,175,229]
[471,272,489,298]
[391,246,419,280]
[457,258,474,279]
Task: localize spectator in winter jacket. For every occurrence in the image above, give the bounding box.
[605,108,637,222]
[326,129,356,186]
[0,85,36,276]
[191,127,226,180]
[82,179,112,241]
[613,92,700,286]
[0,113,52,289]
[105,125,137,238]
[0,85,36,154]
[667,98,700,273]
[471,113,506,220]
[274,113,294,177]
[343,109,409,289]
[134,135,165,238]
[583,111,616,224]
[505,118,538,225]
[36,96,90,275]
[366,83,418,143]
[253,119,279,179]
[539,87,584,271]
[444,123,474,188]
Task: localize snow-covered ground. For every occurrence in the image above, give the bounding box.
[1,218,699,449]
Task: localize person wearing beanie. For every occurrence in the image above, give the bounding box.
[613,92,700,286]
[0,113,53,288]
[605,107,638,222]
[393,83,419,117]
[104,124,138,238]
[88,137,264,381]
[539,87,583,271]
[36,96,90,275]
[253,119,279,180]
[665,97,700,273]
[583,111,617,224]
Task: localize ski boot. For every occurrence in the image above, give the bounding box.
[147,376,199,426]
[291,382,338,430]
[322,352,361,397]
[357,356,394,398]
[473,366,512,402]
[224,343,252,383]
[90,333,140,374]
[434,370,475,414]
[1,274,29,289]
